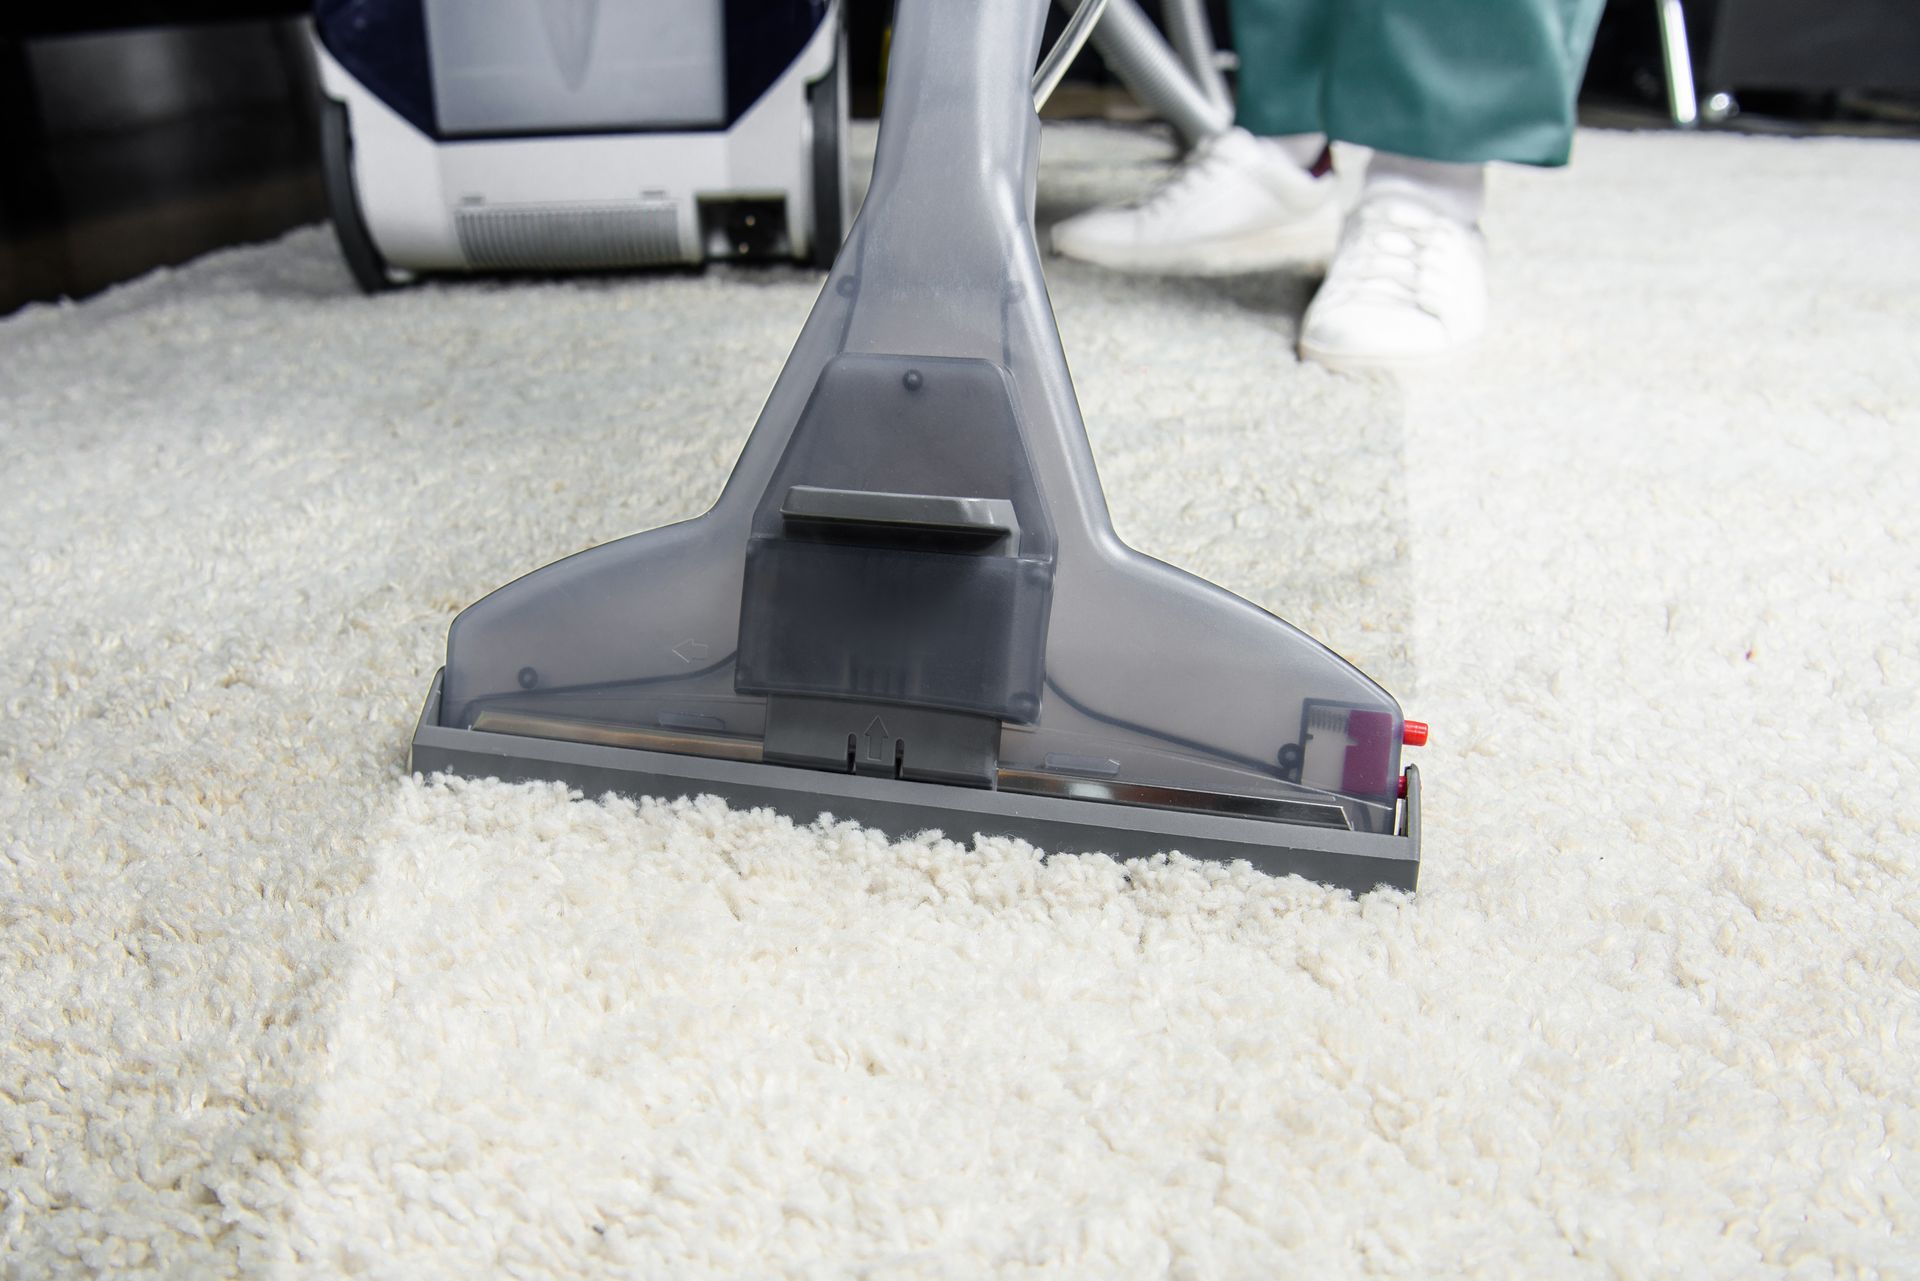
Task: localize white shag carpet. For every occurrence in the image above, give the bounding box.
[2,124,1917,1278]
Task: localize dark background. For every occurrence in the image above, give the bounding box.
[3,0,1916,315]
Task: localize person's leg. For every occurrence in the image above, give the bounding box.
[1049,0,1340,274]
[1299,0,1604,370]
[1322,0,1604,165]
[1228,0,1334,168]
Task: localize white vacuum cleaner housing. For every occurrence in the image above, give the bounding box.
[313,0,848,291]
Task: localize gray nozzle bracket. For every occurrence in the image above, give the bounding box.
[764,694,1001,786]
[412,672,1421,894]
[781,486,1022,548]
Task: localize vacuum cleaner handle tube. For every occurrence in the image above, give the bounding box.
[711,0,1076,512]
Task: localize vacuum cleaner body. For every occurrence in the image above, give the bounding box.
[412,0,1422,893]
[313,0,848,290]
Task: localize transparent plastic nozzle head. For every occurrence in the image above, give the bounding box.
[435,0,1408,837]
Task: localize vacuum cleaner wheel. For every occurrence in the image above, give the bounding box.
[319,98,395,294]
[808,25,850,270]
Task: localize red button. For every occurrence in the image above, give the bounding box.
[1403,720,1429,747]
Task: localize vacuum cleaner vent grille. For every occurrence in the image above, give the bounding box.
[455,201,685,270]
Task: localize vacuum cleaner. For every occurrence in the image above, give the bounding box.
[312,0,849,290]
[410,0,1425,893]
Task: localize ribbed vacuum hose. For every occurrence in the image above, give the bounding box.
[1158,0,1233,116]
[1072,0,1231,146]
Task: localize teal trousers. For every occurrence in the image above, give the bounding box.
[1226,0,1606,166]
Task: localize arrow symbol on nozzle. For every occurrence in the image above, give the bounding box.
[863,717,890,764]
[671,639,708,664]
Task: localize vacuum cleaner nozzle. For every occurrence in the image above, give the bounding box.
[411,0,1421,894]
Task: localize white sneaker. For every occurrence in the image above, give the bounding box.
[1050,127,1339,275]
[1298,193,1488,373]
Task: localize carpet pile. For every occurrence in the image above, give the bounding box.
[2,124,1915,1277]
